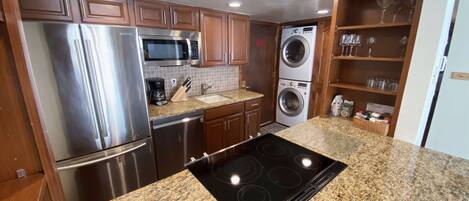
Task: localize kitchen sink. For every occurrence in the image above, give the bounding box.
[195,94,231,104]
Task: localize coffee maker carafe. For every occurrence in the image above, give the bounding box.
[147,78,168,106]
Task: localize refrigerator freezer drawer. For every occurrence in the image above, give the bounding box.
[57,138,157,201]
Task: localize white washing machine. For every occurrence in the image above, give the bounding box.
[279,26,317,82]
[276,79,311,126]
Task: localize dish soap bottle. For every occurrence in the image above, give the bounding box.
[331,95,343,117]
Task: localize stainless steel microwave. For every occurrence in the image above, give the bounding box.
[138,28,201,67]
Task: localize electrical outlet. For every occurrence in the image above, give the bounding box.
[170,78,177,87]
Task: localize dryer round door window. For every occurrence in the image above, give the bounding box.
[278,88,304,116]
[281,36,310,68]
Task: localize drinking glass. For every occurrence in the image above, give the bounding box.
[347,34,357,56]
[404,0,416,22]
[367,77,377,88]
[366,37,376,58]
[388,80,399,92]
[392,0,404,23]
[399,36,408,57]
[377,0,395,24]
[354,35,362,56]
[339,34,349,56]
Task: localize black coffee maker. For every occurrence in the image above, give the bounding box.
[147,77,168,106]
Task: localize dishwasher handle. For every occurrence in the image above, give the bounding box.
[153,115,203,130]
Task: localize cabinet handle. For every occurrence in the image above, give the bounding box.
[250,103,259,107]
[227,121,231,130]
[224,121,227,131]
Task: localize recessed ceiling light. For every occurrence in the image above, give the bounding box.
[316,9,329,14]
[229,2,241,8]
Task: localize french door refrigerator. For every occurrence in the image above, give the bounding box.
[22,22,157,201]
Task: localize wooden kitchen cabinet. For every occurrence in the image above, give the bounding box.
[309,19,330,118]
[170,4,199,31]
[79,0,131,25]
[19,0,73,21]
[245,98,262,137]
[204,99,262,153]
[205,118,225,153]
[200,9,227,67]
[204,102,244,153]
[228,13,250,65]
[224,112,245,147]
[245,109,261,138]
[134,0,170,28]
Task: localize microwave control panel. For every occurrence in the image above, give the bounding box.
[190,41,199,60]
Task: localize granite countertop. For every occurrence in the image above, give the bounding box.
[115,118,469,201]
[147,89,264,121]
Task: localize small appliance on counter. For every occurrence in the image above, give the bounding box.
[147,77,168,106]
[186,133,347,201]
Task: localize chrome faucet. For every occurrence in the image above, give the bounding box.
[201,83,213,95]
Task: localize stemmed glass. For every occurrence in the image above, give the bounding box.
[399,36,408,57]
[347,34,356,56]
[392,0,404,23]
[403,0,416,22]
[376,0,395,24]
[339,34,349,56]
[353,35,362,56]
[367,37,376,58]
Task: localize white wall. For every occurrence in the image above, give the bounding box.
[394,0,455,145]
[426,0,469,160]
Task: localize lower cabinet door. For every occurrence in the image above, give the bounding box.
[224,112,244,147]
[245,109,261,138]
[205,118,226,153]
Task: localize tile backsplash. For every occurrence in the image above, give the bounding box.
[143,65,239,97]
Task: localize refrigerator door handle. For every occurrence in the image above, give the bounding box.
[74,39,100,141]
[57,141,147,171]
[83,39,108,138]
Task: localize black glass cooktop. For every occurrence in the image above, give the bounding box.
[186,134,347,201]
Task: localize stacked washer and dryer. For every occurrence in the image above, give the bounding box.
[276,26,317,126]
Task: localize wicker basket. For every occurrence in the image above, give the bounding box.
[352,118,389,135]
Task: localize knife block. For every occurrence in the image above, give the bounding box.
[171,86,189,102]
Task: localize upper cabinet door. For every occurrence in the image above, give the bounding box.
[200,9,227,67]
[170,4,199,31]
[228,13,250,65]
[79,0,130,25]
[19,0,73,21]
[134,0,170,28]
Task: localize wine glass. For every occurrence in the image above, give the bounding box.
[367,37,376,58]
[392,0,404,23]
[354,35,362,56]
[376,0,395,24]
[399,36,408,57]
[403,0,416,22]
[346,34,355,56]
[339,34,349,56]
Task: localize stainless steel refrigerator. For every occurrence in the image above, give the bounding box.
[22,22,157,201]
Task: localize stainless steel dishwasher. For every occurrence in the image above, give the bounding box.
[151,110,205,179]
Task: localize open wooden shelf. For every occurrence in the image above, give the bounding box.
[332,56,404,62]
[336,23,412,31]
[329,83,397,96]
[0,174,46,201]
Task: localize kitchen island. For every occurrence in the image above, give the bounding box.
[114,118,469,200]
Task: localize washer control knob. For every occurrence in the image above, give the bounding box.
[289,82,294,86]
[293,29,299,34]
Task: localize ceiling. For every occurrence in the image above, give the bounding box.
[161,0,333,23]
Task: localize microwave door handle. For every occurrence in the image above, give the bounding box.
[186,39,192,64]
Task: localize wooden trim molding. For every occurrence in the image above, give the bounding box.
[1,1,65,200]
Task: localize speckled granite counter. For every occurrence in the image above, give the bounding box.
[147,89,264,120]
[115,118,469,201]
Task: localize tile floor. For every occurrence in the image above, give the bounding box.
[260,123,289,134]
